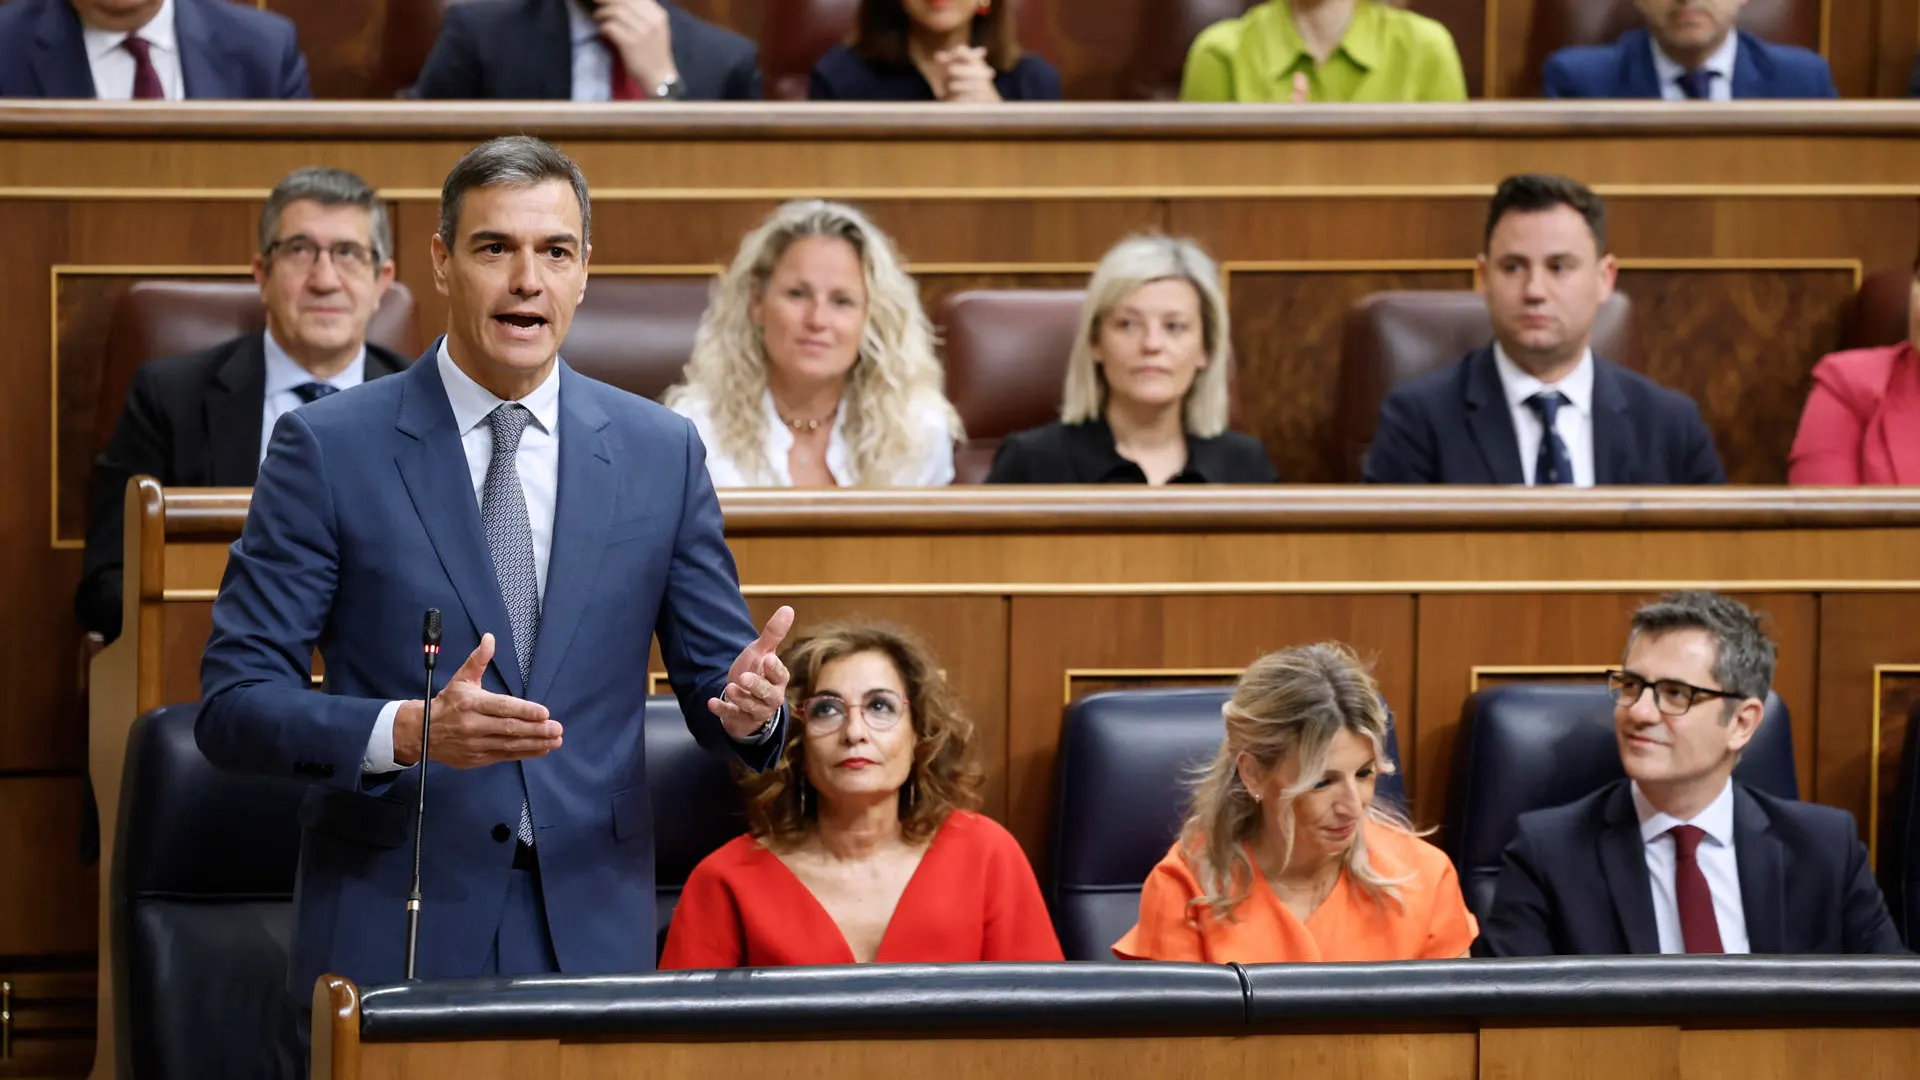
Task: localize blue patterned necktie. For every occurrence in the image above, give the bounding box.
[1675,69,1716,100]
[1526,391,1574,487]
[291,382,338,405]
[483,403,540,847]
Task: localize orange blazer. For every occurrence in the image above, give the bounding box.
[1113,824,1477,963]
[1788,343,1920,485]
[660,811,1064,968]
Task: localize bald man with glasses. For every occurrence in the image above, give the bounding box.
[1475,591,1906,957]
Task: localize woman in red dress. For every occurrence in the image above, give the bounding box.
[661,620,1062,968]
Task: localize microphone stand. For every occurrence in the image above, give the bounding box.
[405,609,442,980]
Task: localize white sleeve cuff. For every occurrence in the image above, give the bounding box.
[363,699,405,773]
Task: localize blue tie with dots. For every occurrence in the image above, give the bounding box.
[483,404,540,847]
[1526,391,1574,486]
[291,382,338,405]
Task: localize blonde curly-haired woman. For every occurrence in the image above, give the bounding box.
[664,200,962,487]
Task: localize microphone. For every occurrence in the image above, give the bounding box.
[404,608,442,980]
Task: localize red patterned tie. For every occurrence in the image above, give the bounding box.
[603,36,643,100]
[122,35,164,100]
[1669,825,1723,954]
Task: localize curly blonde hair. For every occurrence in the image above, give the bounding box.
[1181,643,1420,923]
[663,200,962,486]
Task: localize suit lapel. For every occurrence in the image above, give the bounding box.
[1598,784,1662,954]
[204,334,267,485]
[532,0,573,100]
[1462,347,1527,485]
[1878,346,1920,485]
[1618,29,1661,99]
[173,0,224,99]
[393,349,525,692]
[1732,784,1786,953]
[526,363,616,703]
[1590,359,1633,485]
[32,0,97,97]
[1729,33,1767,100]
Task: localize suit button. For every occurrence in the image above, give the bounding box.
[492,823,510,843]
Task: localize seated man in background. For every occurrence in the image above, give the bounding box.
[1476,591,1906,957]
[1543,0,1836,100]
[1180,0,1467,103]
[0,0,311,99]
[413,0,759,100]
[77,167,407,643]
[1364,174,1724,486]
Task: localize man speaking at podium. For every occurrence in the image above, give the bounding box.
[198,136,791,1068]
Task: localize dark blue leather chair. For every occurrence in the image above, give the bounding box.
[644,694,751,959]
[1446,683,1798,924]
[113,702,306,1079]
[1048,687,1407,962]
[1884,699,1920,947]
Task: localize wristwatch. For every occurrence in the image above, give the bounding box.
[651,74,688,100]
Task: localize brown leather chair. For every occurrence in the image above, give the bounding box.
[759,0,860,101]
[1125,0,1257,101]
[94,281,418,459]
[937,289,1085,484]
[1330,291,1642,482]
[1523,0,1822,97]
[561,277,714,402]
[1846,267,1913,351]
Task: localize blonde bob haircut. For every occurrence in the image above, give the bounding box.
[1059,235,1232,438]
[664,199,962,486]
[1180,643,1421,924]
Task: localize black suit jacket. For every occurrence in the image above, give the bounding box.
[1476,779,1907,957]
[0,0,311,99]
[412,0,760,100]
[985,419,1279,484]
[1362,346,1725,485]
[76,334,409,641]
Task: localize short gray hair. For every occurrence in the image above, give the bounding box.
[438,136,591,249]
[258,167,391,263]
[1625,591,1777,704]
[1060,234,1232,437]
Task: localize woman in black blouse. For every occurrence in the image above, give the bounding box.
[986,235,1278,485]
[810,0,1062,103]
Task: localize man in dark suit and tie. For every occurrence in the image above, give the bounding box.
[412,0,760,100]
[1542,0,1836,100]
[1363,173,1725,486]
[0,0,311,99]
[1476,591,1906,957]
[77,167,409,644]
[197,136,795,1071]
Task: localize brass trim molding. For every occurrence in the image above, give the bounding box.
[1867,662,1920,869]
[1062,667,1243,707]
[1468,665,1614,694]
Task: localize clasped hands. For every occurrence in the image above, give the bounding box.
[391,606,795,769]
[930,45,1003,103]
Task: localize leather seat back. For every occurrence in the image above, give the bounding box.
[564,278,713,402]
[758,0,861,101]
[643,694,750,959]
[937,289,1084,483]
[1846,267,1912,351]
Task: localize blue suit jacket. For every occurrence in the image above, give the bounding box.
[1475,780,1906,956]
[1361,346,1726,485]
[1543,28,1836,100]
[0,0,310,99]
[199,349,780,996]
[412,0,760,100]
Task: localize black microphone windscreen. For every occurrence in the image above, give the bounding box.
[423,608,443,647]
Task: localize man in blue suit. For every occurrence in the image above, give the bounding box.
[0,0,311,99]
[198,136,792,1068]
[1543,0,1836,100]
[1476,591,1905,956]
[1363,174,1724,486]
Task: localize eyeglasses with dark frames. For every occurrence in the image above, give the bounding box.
[1606,670,1740,717]
[265,236,377,274]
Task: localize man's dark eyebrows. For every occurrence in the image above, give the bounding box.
[463,230,580,247]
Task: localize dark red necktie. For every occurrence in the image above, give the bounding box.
[603,36,643,100]
[122,35,164,100]
[1669,825,1723,954]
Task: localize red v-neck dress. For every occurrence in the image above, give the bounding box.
[659,811,1064,968]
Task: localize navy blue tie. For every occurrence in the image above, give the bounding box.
[1526,391,1574,486]
[1675,69,1716,100]
[291,382,338,405]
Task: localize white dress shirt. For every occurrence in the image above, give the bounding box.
[567,0,615,102]
[1633,779,1751,954]
[1651,30,1738,102]
[80,0,184,101]
[363,340,561,772]
[1493,343,1596,487]
[671,388,956,488]
[259,330,368,463]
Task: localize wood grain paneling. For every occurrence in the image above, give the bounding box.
[1814,594,1920,836]
[1482,1025,1678,1080]
[0,778,96,957]
[1679,1027,1920,1080]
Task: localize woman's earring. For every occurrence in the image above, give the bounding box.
[800,779,810,818]
[1252,792,1263,804]
[976,1,990,13]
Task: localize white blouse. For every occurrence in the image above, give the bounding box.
[670,389,956,488]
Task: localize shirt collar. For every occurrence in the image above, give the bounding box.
[1264,0,1384,75]
[262,329,367,398]
[1067,418,1219,484]
[1649,27,1739,90]
[82,0,177,61]
[1492,341,1595,419]
[1632,777,1737,848]
[566,0,600,47]
[435,336,561,438]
